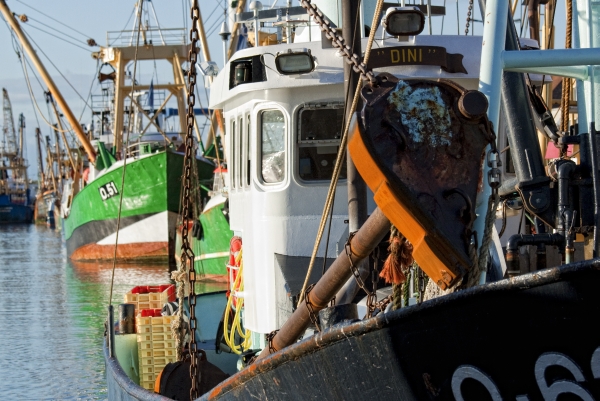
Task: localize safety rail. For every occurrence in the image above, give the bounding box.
[106,28,186,47]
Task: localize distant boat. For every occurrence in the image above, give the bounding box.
[1,90,32,224]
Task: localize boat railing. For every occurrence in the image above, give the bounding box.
[106,28,186,47]
[124,140,168,159]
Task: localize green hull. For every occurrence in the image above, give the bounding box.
[64,150,213,261]
[176,197,232,279]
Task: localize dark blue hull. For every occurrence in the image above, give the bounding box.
[0,203,33,223]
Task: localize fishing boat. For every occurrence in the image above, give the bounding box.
[0,1,216,263]
[100,0,600,397]
[0,88,33,224]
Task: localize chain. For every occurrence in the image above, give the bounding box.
[266,329,280,354]
[184,1,200,399]
[344,233,380,318]
[465,0,473,35]
[304,284,321,332]
[299,0,378,86]
[486,123,501,198]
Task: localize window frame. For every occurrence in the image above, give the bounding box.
[258,107,288,186]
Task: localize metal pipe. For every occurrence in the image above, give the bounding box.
[257,208,391,360]
[505,233,564,276]
[473,0,508,263]
[505,65,588,81]
[337,0,369,305]
[503,48,600,69]
[0,0,96,163]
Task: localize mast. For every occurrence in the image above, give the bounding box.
[18,113,25,181]
[47,92,77,173]
[0,0,97,163]
[35,128,45,190]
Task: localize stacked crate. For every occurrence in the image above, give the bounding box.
[123,285,175,316]
[136,314,178,390]
[123,285,177,391]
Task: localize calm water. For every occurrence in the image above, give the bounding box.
[0,224,171,400]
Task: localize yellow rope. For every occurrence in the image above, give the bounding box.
[223,248,251,354]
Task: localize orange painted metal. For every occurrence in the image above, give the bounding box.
[348,116,458,289]
[70,241,168,262]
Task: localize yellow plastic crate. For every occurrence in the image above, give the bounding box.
[151,325,164,333]
[139,349,153,358]
[151,316,163,325]
[141,356,154,367]
[141,381,155,391]
[138,294,150,302]
[124,293,138,303]
[163,315,174,325]
[165,348,175,357]
[141,365,154,374]
[153,349,166,357]
[141,372,155,383]
[154,357,167,368]
[152,333,166,342]
[137,333,152,342]
[138,340,153,350]
[149,293,161,302]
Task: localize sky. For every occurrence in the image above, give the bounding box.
[0,0,565,179]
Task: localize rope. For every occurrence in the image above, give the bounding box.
[392,283,402,310]
[223,249,252,354]
[560,0,572,134]
[298,0,386,304]
[472,194,500,286]
[171,269,189,355]
[108,4,144,307]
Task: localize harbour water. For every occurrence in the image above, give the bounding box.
[0,224,171,400]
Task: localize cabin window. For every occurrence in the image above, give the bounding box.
[260,110,286,183]
[231,120,236,189]
[297,105,346,181]
[246,114,251,187]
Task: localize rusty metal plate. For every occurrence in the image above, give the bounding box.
[350,73,493,287]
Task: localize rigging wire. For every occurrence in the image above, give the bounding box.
[109,6,136,46]
[15,0,95,40]
[22,28,93,110]
[21,14,97,49]
[20,22,92,52]
[109,3,145,307]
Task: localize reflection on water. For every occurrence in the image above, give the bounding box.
[0,225,171,400]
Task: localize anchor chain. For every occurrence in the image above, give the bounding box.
[465,0,474,35]
[344,233,388,318]
[304,284,322,332]
[183,0,201,399]
[299,0,378,86]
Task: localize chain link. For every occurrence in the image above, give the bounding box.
[465,0,474,35]
[266,329,280,354]
[304,284,321,332]
[344,233,381,318]
[299,0,378,86]
[183,1,200,399]
[485,123,501,197]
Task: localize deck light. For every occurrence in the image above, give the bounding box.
[274,49,315,75]
[383,6,425,37]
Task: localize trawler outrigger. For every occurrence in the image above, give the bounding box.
[103,0,600,399]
